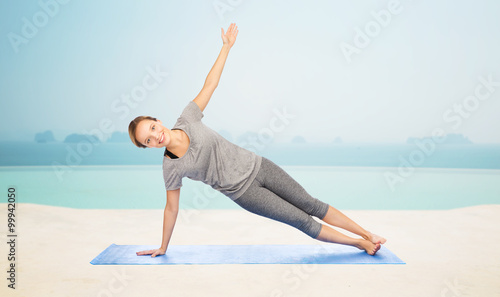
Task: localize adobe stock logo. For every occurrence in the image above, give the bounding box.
[238,107,296,154]
[51,65,169,182]
[213,0,243,21]
[340,0,404,63]
[7,0,71,54]
[383,73,499,192]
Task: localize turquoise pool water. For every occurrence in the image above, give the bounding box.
[1,165,499,210]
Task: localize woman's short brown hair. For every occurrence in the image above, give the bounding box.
[128,116,157,148]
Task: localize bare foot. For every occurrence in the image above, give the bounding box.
[367,231,386,245]
[356,239,381,256]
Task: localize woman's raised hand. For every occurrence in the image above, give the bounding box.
[221,23,238,48]
[136,247,166,258]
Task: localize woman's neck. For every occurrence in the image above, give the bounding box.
[164,129,189,158]
[165,129,182,150]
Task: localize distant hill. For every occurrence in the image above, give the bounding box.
[333,136,343,144]
[35,130,56,143]
[236,131,260,145]
[64,133,100,144]
[407,133,473,145]
[291,136,306,143]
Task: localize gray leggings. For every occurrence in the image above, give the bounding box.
[233,157,330,239]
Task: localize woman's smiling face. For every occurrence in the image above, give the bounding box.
[134,119,170,148]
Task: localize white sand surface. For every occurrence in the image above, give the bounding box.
[1,203,500,297]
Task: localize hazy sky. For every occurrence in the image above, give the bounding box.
[1,0,499,143]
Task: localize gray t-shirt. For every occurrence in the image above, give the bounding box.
[162,101,262,200]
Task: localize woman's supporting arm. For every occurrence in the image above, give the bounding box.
[136,188,180,257]
[159,188,180,251]
[193,23,238,112]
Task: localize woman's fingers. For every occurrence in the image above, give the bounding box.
[136,249,153,255]
[136,248,166,257]
[222,23,238,45]
[223,23,237,35]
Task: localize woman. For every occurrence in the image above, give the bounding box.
[129,23,386,258]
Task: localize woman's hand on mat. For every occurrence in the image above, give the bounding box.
[136,247,166,257]
[221,23,238,48]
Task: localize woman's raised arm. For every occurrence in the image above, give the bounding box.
[193,23,238,112]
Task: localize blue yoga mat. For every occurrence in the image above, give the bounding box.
[90,244,405,265]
